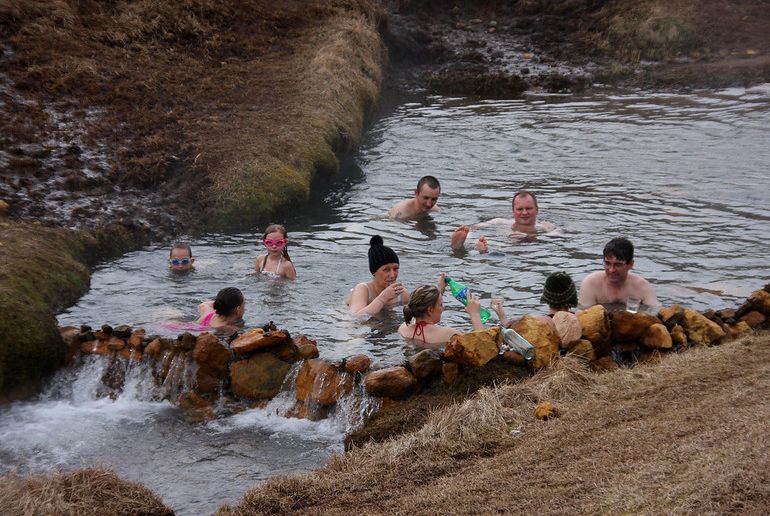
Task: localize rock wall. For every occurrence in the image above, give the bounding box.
[57,284,770,424]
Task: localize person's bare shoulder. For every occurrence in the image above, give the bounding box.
[388,199,413,219]
[578,271,604,307]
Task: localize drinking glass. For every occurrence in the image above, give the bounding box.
[626,296,641,314]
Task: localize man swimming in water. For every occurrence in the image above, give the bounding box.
[578,237,658,309]
[388,175,441,220]
[451,190,555,252]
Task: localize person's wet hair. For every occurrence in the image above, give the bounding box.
[169,242,192,258]
[417,175,440,191]
[603,237,634,263]
[512,190,538,209]
[213,287,244,317]
[403,285,440,324]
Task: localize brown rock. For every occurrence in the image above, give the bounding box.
[681,309,726,346]
[230,353,291,399]
[101,357,125,390]
[748,289,770,316]
[567,339,595,361]
[231,328,290,356]
[641,323,673,349]
[81,338,110,356]
[658,304,685,328]
[106,336,126,351]
[295,359,353,406]
[502,350,526,365]
[116,347,142,361]
[293,335,320,359]
[364,367,418,399]
[552,311,582,349]
[344,354,371,374]
[611,311,661,343]
[407,349,442,379]
[715,308,737,321]
[195,369,224,394]
[128,329,146,349]
[591,355,619,372]
[444,327,501,367]
[178,391,215,421]
[442,362,459,384]
[739,310,766,329]
[270,340,302,362]
[192,332,231,378]
[60,326,81,363]
[577,305,611,358]
[175,332,197,351]
[723,321,752,340]
[670,324,687,347]
[513,316,559,369]
[144,338,163,359]
[534,401,556,420]
[285,401,329,421]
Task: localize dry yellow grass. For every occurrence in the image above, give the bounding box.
[219,333,770,514]
[0,467,173,516]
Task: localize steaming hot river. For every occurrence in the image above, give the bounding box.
[2,84,769,514]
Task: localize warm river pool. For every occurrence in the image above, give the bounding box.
[2,84,769,514]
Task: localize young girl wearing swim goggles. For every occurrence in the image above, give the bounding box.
[255,224,297,279]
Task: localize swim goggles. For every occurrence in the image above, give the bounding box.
[263,239,287,247]
[170,257,191,266]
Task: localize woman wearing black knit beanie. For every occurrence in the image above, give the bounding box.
[347,235,410,315]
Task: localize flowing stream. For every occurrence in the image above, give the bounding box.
[2,84,770,514]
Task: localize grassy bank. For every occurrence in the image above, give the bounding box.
[0,467,173,515]
[219,333,770,514]
[0,0,385,397]
[0,221,152,399]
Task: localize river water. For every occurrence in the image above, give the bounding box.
[3,84,770,514]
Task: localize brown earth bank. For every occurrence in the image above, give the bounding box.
[383,0,770,95]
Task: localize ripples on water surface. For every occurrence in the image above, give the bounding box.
[6,85,770,513]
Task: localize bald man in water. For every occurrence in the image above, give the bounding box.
[451,190,555,252]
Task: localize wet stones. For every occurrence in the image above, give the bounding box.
[230,352,291,400]
[444,326,500,366]
[641,323,673,349]
[577,305,611,358]
[407,349,442,380]
[364,366,418,400]
[513,316,559,369]
[231,328,291,355]
[681,309,725,346]
[295,359,353,406]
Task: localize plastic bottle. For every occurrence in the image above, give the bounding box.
[499,326,535,362]
[444,275,492,323]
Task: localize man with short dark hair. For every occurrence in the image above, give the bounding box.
[578,237,658,308]
[388,175,441,220]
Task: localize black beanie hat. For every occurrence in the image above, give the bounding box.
[368,235,399,274]
[540,271,578,308]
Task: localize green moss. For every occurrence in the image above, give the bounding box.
[0,222,152,396]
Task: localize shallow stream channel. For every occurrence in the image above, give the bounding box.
[3,84,770,514]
